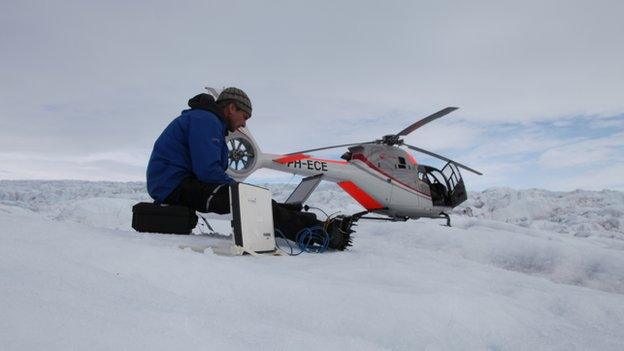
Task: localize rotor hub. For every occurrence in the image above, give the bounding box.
[231,149,246,161]
[379,135,403,145]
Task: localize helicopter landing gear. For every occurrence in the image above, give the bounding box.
[347,208,408,223]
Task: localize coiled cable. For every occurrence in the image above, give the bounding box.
[275,226,330,256]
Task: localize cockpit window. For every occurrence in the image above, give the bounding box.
[395,156,412,170]
[397,157,407,169]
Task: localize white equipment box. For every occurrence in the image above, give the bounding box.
[229,183,276,254]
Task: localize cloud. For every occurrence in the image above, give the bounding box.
[587,117,624,130]
[0,151,149,181]
[542,163,624,191]
[537,132,624,169]
[1,0,623,190]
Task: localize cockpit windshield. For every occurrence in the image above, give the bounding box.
[419,162,468,207]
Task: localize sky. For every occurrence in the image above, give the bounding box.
[1,0,623,191]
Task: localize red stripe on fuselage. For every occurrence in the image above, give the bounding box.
[274,154,349,165]
[273,154,310,164]
[310,157,348,165]
[337,181,384,210]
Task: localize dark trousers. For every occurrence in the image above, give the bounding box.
[164,177,231,214]
[164,177,322,242]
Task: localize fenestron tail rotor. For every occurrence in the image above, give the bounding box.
[225,127,266,181]
[228,137,255,172]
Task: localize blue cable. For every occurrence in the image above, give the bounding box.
[297,226,330,253]
[274,229,302,256]
[274,226,330,255]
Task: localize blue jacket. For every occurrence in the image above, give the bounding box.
[147,103,233,202]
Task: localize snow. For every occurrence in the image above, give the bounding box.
[456,188,624,244]
[1,180,624,350]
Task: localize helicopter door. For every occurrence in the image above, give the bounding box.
[440,162,467,207]
[422,169,448,206]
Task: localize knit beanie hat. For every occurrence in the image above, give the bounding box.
[216,87,252,117]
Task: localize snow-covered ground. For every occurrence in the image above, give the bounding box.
[1,180,624,350]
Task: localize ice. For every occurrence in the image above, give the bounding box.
[455,187,624,243]
[1,180,624,350]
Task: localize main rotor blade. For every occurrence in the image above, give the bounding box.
[396,107,459,137]
[286,142,373,155]
[404,143,483,175]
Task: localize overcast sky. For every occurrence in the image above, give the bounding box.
[1,0,623,190]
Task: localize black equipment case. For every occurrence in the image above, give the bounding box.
[132,202,198,235]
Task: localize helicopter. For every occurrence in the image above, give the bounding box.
[224,107,482,226]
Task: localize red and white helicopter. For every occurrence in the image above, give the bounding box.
[225,107,482,226]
